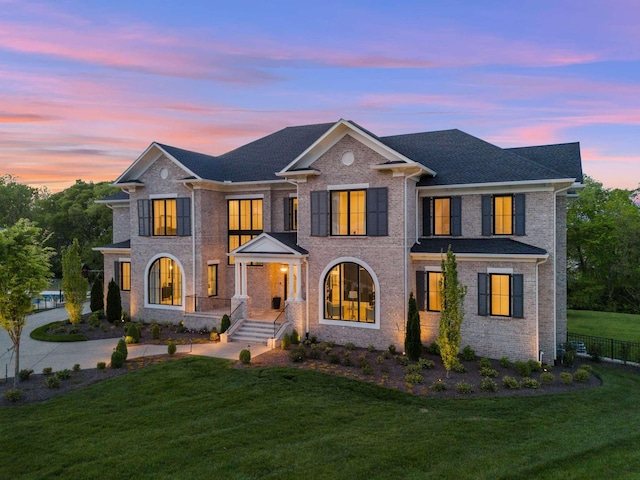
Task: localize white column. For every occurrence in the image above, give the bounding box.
[241,261,248,297]
[295,262,302,300]
[234,261,240,297]
[287,262,294,301]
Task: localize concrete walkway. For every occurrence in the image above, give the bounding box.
[0,304,270,381]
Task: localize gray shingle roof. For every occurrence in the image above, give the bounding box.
[98,191,130,202]
[96,239,131,250]
[506,143,583,182]
[411,238,547,256]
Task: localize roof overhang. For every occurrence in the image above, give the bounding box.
[277,119,437,178]
[229,232,308,263]
[417,178,580,196]
[410,252,549,262]
[92,246,131,254]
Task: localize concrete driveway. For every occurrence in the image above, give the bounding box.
[0,304,269,380]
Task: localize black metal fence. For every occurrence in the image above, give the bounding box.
[567,332,640,364]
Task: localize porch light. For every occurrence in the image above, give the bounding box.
[280,266,288,273]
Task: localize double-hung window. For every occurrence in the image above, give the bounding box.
[421,196,462,236]
[415,270,442,312]
[137,197,191,237]
[478,272,523,318]
[114,261,131,292]
[493,196,513,235]
[481,194,525,236]
[228,198,263,265]
[331,190,366,236]
[207,264,218,297]
[284,197,298,231]
[153,199,177,236]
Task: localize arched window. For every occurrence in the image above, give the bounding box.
[324,262,375,323]
[148,257,182,306]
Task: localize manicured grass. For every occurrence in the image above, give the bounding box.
[568,309,640,341]
[30,321,87,342]
[2,357,640,479]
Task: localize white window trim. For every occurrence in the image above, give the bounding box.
[150,193,178,199]
[144,253,185,310]
[424,266,441,272]
[327,183,369,191]
[487,267,514,274]
[318,257,380,330]
[225,194,264,200]
[119,257,131,262]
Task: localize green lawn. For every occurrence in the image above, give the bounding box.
[2,357,640,479]
[568,309,640,341]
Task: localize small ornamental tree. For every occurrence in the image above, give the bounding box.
[437,246,467,377]
[404,292,422,361]
[106,278,122,323]
[62,238,88,325]
[90,277,104,313]
[0,220,53,387]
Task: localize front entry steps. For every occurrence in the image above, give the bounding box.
[230,320,282,346]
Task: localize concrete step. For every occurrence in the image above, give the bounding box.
[230,320,282,345]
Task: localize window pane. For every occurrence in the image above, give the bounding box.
[494,196,513,235]
[229,201,239,230]
[325,265,341,319]
[121,262,131,291]
[491,274,510,316]
[331,191,348,235]
[350,191,366,235]
[428,271,442,312]
[208,264,217,297]
[239,200,251,230]
[153,200,165,235]
[252,200,263,230]
[149,257,181,306]
[323,262,375,323]
[434,198,451,235]
[166,199,177,235]
[291,198,298,230]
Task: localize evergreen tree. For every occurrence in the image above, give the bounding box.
[437,246,467,376]
[90,278,104,312]
[61,238,87,325]
[404,292,422,361]
[106,279,122,323]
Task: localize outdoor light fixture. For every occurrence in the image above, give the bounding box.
[280,266,288,273]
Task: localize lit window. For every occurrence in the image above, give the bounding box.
[228,199,263,265]
[207,264,218,297]
[153,199,177,236]
[494,196,513,235]
[433,198,451,235]
[427,271,442,312]
[120,262,131,291]
[324,262,375,323]
[490,274,511,316]
[331,190,366,236]
[148,257,182,306]
[289,198,298,231]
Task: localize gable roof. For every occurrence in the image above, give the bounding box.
[506,142,583,182]
[411,238,548,259]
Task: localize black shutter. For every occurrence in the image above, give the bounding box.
[138,199,151,236]
[114,261,121,287]
[513,274,524,318]
[478,273,488,316]
[283,197,290,231]
[310,191,328,236]
[367,187,388,236]
[451,196,462,236]
[515,194,526,236]
[416,271,426,312]
[422,197,431,237]
[481,195,492,236]
[177,197,191,236]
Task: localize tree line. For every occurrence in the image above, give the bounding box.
[0,174,117,278]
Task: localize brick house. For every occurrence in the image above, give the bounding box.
[96,119,582,361]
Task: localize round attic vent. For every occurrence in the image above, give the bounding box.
[160,167,169,179]
[341,151,355,166]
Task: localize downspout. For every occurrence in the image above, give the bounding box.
[536,256,548,362]
[404,170,424,328]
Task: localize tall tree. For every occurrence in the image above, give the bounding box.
[62,238,87,325]
[106,279,122,323]
[567,177,640,313]
[0,220,53,387]
[405,292,422,361]
[0,174,42,227]
[437,247,467,376]
[90,277,104,313]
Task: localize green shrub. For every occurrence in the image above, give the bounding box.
[342,351,352,366]
[564,345,577,367]
[126,323,140,343]
[290,329,300,345]
[461,345,475,361]
[521,377,540,389]
[239,349,251,364]
[72,364,81,372]
[478,357,492,369]
[308,345,321,360]
[375,355,386,364]
[405,372,424,384]
[620,341,631,364]
[327,340,336,348]
[452,362,466,373]
[405,292,422,361]
[111,350,125,368]
[406,364,422,374]
[362,364,374,375]
[367,344,375,353]
[502,376,520,389]
[289,345,306,363]
[588,342,603,362]
[419,358,435,370]
[4,389,22,403]
[45,376,61,388]
[88,311,103,327]
[151,323,160,339]
[90,278,104,313]
[560,372,573,384]
[18,369,34,381]
[167,341,177,356]
[430,379,447,392]
[55,369,71,380]
[220,315,231,333]
[580,364,593,373]
[106,279,122,323]
[388,344,397,355]
[324,347,333,356]
[115,338,128,360]
[514,361,531,377]
[281,333,291,350]
[527,359,542,372]
[97,361,106,370]
[500,356,511,368]
[480,367,498,378]
[428,342,440,355]
[574,368,591,383]
[456,381,473,394]
[540,372,555,384]
[328,352,341,364]
[395,355,410,366]
[310,336,317,344]
[42,367,53,375]
[344,342,356,351]
[357,353,369,369]
[209,332,220,342]
[125,335,135,344]
[380,350,391,359]
[481,377,499,392]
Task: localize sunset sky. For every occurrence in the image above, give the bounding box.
[1,0,638,192]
